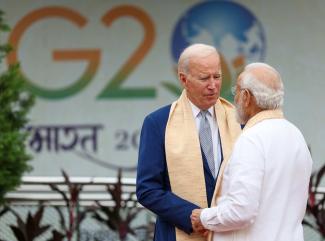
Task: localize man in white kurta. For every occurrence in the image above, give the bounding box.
[191,63,313,241]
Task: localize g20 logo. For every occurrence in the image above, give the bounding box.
[7,5,156,99]
[7,2,266,101]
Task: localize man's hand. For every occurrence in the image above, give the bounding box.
[191,209,208,237]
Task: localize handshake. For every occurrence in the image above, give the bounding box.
[191,208,209,238]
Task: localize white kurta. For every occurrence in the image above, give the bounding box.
[200,118,312,241]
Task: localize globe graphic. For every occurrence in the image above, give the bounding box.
[171,1,266,100]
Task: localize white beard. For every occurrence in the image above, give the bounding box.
[235,98,247,125]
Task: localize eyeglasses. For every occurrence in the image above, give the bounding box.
[231,86,249,96]
[231,86,242,96]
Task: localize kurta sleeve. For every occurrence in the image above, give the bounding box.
[200,135,264,232]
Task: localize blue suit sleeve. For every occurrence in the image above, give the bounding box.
[136,114,199,234]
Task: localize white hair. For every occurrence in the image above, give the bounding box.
[178,43,218,74]
[241,63,284,109]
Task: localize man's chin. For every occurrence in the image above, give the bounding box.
[206,95,218,103]
[236,113,249,125]
[205,100,218,108]
[235,115,243,124]
[235,108,247,125]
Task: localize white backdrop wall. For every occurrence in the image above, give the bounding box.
[0,0,323,178]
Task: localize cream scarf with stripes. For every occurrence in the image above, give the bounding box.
[165,90,241,241]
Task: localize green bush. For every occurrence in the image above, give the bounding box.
[0,10,34,205]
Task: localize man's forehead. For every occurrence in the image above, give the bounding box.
[189,53,219,63]
[189,60,221,72]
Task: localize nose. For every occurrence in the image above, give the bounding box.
[207,84,215,90]
[207,77,218,89]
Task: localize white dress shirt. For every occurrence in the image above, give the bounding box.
[189,101,222,177]
[200,118,312,241]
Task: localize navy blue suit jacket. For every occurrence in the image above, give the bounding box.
[136,105,219,241]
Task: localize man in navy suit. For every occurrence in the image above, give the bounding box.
[136,43,240,241]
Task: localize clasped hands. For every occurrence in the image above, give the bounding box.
[191,208,209,238]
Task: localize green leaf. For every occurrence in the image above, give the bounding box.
[161,81,182,96]
[0,15,35,203]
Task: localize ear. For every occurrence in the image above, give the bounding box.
[242,89,252,107]
[179,72,187,87]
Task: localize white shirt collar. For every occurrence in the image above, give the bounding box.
[188,100,214,118]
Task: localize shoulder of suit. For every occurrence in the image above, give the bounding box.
[146,104,171,121]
